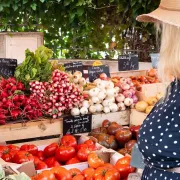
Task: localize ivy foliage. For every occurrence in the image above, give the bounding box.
[0,0,160,60]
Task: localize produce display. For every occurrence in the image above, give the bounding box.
[135,92,164,114]
[0,77,42,125]
[90,119,141,155]
[130,69,160,91]
[73,77,138,115]
[31,153,135,180]
[0,135,99,170]
[30,70,84,118]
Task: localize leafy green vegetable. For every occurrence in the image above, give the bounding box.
[0,166,5,179]
[15,46,53,89]
[8,173,30,180]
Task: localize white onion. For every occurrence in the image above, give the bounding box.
[89,88,100,97]
[97,92,106,100]
[91,97,100,104]
[106,88,116,97]
[105,81,114,89]
[89,105,97,113]
[124,98,133,106]
[109,103,118,112]
[103,107,110,114]
[82,100,90,108]
[80,107,88,115]
[102,99,111,107]
[71,108,80,116]
[95,104,103,112]
[97,81,106,89]
[105,97,115,103]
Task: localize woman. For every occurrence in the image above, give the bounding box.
[137,0,180,179]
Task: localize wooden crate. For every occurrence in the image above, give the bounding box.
[0,32,44,64]
[110,70,147,78]
[0,110,130,145]
[136,82,169,101]
[130,109,147,126]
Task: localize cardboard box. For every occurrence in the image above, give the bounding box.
[136,82,169,101]
[130,109,147,126]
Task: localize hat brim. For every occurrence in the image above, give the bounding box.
[137,8,180,27]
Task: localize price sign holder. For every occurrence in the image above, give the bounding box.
[88,65,110,82]
[118,54,139,71]
[0,58,17,78]
[64,61,84,76]
[63,114,92,135]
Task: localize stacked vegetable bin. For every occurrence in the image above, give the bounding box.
[0,46,170,179]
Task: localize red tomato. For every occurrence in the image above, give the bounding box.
[55,146,76,162]
[36,170,56,180]
[7,144,20,151]
[84,140,94,147]
[43,143,59,158]
[66,157,81,165]
[73,174,85,180]
[94,166,120,180]
[33,156,48,170]
[13,151,34,164]
[77,148,91,162]
[82,168,95,180]
[88,153,104,169]
[1,149,18,162]
[37,150,45,161]
[44,157,61,168]
[52,167,72,180]
[69,168,82,178]
[60,135,77,148]
[115,156,135,179]
[0,145,9,157]
[76,144,88,151]
[36,161,48,170]
[20,144,38,156]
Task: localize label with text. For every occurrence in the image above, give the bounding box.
[118,54,139,71]
[88,65,110,82]
[0,58,17,78]
[63,114,92,135]
[64,61,84,75]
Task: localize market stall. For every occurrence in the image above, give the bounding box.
[0,46,169,179]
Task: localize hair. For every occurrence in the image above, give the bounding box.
[156,22,180,82]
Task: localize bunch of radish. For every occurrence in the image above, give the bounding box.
[0,77,43,125]
[71,77,138,115]
[30,69,84,118]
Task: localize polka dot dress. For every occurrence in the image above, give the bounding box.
[138,80,180,179]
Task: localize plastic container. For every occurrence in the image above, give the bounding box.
[150,53,160,69]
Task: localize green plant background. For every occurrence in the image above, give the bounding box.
[0,0,160,61]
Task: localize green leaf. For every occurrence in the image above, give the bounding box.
[0,5,3,12]
[23,0,28,4]
[77,7,84,16]
[25,74,31,81]
[64,0,71,6]
[12,4,18,11]
[52,108,58,114]
[40,0,45,2]
[31,68,37,78]
[30,3,37,10]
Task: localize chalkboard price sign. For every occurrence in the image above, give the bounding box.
[63,114,92,135]
[64,61,84,75]
[0,58,17,78]
[118,54,139,71]
[88,65,110,82]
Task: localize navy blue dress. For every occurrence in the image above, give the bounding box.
[138,80,180,179]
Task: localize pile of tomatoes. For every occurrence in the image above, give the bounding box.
[0,135,98,170]
[32,153,135,180]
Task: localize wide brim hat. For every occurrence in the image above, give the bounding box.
[137,0,180,27]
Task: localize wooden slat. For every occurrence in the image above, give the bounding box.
[0,118,63,142]
[110,70,147,78]
[15,138,59,146]
[0,111,130,142]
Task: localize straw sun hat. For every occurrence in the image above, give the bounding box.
[137,0,180,27]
